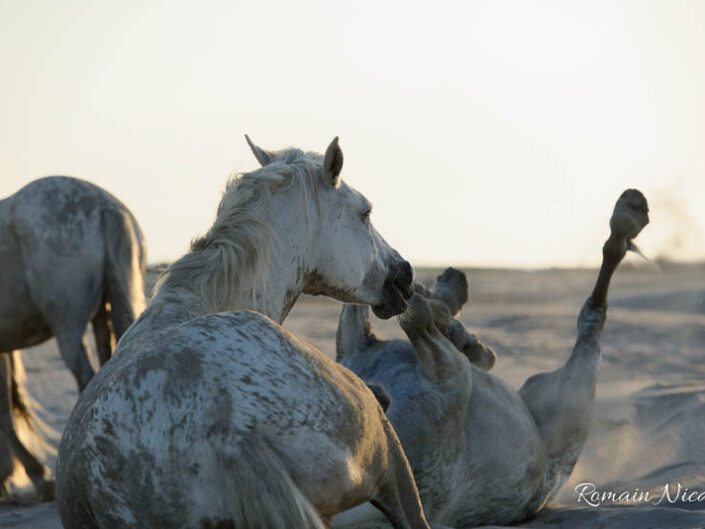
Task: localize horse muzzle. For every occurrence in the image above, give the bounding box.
[372,259,414,319]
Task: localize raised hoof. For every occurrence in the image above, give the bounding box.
[611,189,649,241]
[462,335,497,371]
[432,267,468,315]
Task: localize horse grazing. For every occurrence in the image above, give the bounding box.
[56,138,431,529]
[334,190,649,528]
[0,176,146,500]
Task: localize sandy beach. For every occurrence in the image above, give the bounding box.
[2,263,704,528]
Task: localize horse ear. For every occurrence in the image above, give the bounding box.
[323,136,344,187]
[245,135,274,167]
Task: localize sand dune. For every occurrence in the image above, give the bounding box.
[2,264,704,528]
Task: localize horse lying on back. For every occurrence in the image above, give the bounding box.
[334,189,649,528]
[0,176,146,500]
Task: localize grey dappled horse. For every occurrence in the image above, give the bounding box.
[0,176,146,500]
[57,138,431,529]
[335,190,649,528]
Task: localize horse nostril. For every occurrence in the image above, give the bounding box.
[394,260,414,299]
[399,260,412,283]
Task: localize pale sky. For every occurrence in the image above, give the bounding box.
[1,0,704,267]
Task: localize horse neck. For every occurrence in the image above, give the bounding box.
[244,241,312,321]
[139,219,316,334]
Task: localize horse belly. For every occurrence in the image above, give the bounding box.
[445,375,546,527]
[0,245,51,349]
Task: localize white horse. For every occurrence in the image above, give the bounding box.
[334,189,649,528]
[0,176,146,500]
[56,138,432,529]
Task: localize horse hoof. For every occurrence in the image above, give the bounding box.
[433,267,468,315]
[36,479,55,502]
[611,189,649,240]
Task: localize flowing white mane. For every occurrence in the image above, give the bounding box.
[158,148,325,313]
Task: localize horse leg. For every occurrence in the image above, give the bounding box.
[21,249,102,390]
[398,294,469,385]
[0,353,14,497]
[0,353,54,501]
[336,304,377,362]
[518,189,649,497]
[370,472,429,529]
[0,438,10,498]
[55,328,95,392]
[92,296,114,366]
[370,423,430,529]
[429,267,468,316]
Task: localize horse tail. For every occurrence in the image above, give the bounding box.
[100,205,147,343]
[222,434,326,529]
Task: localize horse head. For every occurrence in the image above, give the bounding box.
[245,136,413,319]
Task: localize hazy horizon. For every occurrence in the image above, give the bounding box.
[2,1,703,268]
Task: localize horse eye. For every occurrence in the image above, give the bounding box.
[361,209,371,224]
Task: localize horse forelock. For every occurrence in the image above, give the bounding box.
[161,148,325,314]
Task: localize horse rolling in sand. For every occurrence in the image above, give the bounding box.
[334,189,649,528]
[0,176,146,500]
[56,137,434,529]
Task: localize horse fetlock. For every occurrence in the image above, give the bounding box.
[602,237,628,259]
